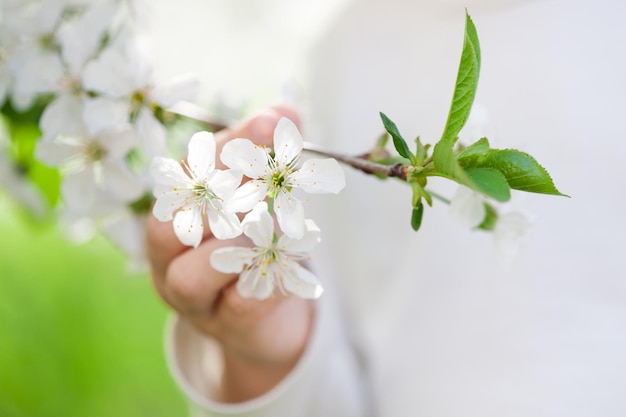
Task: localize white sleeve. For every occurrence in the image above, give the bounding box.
[165,288,371,417]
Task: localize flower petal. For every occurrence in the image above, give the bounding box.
[82,45,134,97]
[150,156,190,190]
[39,94,86,142]
[227,180,267,213]
[150,73,199,108]
[207,206,242,240]
[208,169,241,199]
[282,262,323,299]
[279,219,321,253]
[237,267,275,300]
[210,246,255,274]
[152,191,189,221]
[100,210,147,262]
[136,107,167,157]
[101,159,144,202]
[290,158,345,194]
[273,117,303,166]
[187,131,215,178]
[241,202,274,247]
[62,168,96,214]
[494,211,533,269]
[221,138,270,179]
[83,97,130,136]
[10,49,63,100]
[35,137,81,166]
[96,126,138,158]
[275,192,305,239]
[57,0,118,75]
[173,208,204,248]
[449,185,486,228]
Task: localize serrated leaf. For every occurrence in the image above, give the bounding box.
[460,149,567,196]
[380,112,413,161]
[411,201,424,231]
[440,11,481,142]
[465,167,511,202]
[433,139,511,201]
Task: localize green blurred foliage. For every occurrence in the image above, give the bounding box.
[0,195,187,417]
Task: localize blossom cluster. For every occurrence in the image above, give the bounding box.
[150,117,345,299]
[0,1,345,298]
[0,0,197,265]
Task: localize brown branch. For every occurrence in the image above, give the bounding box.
[166,101,409,181]
[302,141,408,181]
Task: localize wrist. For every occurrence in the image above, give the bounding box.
[217,298,315,403]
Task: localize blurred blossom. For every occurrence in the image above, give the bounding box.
[449,185,486,228]
[3,0,117,108]
[449,185,534,267]
[83,31,199,157]
[100,208,149,272]
[36,115,144,215]
[494,210,533,270]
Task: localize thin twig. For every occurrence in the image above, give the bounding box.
[166,101,410,181]
[302,141,408,181]
[165,101,233,131]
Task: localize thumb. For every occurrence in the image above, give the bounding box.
[213,104,301,162]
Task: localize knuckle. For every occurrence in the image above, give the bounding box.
[166,257,212,308]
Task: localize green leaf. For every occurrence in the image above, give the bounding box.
[465,167,511,202]
[411,201,424,231]
[460,149,567,196]
[457,137,490,160]
[414,137,428,165]
[440,11,481,142]
[433,138,471,183]
[433,139,510,201]
[380,112,413,161]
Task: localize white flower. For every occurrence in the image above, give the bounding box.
[494,211,533,270]
[221,117,345,239]
[82,32,199,156]
[100,208,149,273]
[35,118,144,215]
[150,131,242,247]
[449,185,486,228]
[449,185,533,268]
[5,0,117,109]
[211,202,323,300]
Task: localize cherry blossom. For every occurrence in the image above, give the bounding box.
[221,117,345,239]
[35,116,144,215]
[150,131,242,247]
[211,202,323,300]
